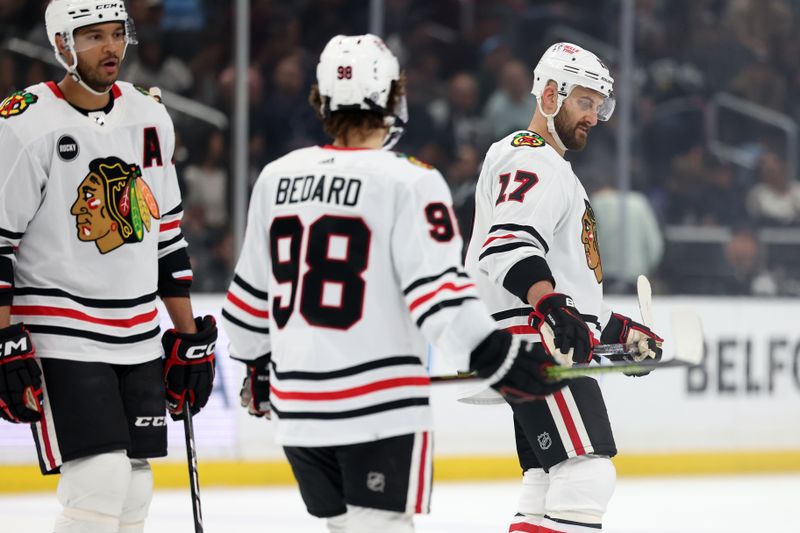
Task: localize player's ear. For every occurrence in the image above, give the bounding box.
[55,34,74,64]
[540,80,559,114]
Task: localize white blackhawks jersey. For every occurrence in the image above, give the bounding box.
[222,145,497,447]
[465,130,611,341]
[0,82,188,364]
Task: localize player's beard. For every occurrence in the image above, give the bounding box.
[554,109,591,152]
[76,58,118,94]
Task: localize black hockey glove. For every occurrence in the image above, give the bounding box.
[0,324,42,423]
[533,293,598,366]
[240,354,271,419]
[470,330,566,402]
[162,316,217,419]
[601,312,663,376]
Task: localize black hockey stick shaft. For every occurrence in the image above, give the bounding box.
[183,409,204,533]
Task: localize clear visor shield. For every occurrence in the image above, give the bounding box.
[570,91,616,122]
[70,19,137,53]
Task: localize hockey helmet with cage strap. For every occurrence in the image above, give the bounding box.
[531,42,615,151]
[316,34,408,149]
[45,0,137,96]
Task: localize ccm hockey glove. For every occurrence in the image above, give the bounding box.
[533,293,598,366]
[601,312,663,376]
[470,330,566,402]
[0,324,42,423]
[240,354,271,418]
[162,316,217,419]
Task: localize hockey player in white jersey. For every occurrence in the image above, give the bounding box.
[222,34,567,533]
[0,2,216,531]
[464,43,664,532]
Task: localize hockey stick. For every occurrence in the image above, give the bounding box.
[183,409,204,533]
[430,308,704,384]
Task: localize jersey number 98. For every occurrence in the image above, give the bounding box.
[270,215,370,330]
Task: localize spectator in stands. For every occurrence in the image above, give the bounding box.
[591,178,664,293]
[699,159,749,226]
[446,144,481,253]
[262,53,324,160]
[183,131,229,230]
[721,228,777,295]
[746,149,800,226]
[483,59,537,140]
[429,71,489,159]
[124,26,194,95]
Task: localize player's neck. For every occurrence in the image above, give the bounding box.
[58,75,112,111]
[528,116,566,158]
[333,127,386,149]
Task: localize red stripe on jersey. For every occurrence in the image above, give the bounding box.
[415,432,429,513]
[12,305,158,328]
[226,292,269,318]
[537,527,567,533]
[46,81,65,99]
[271,376,430,401]
[483,233,517,247]
[38,405,57,471]
[509,523,540,532]
[111,84,122,98]
[175,276,193,281]
[504,325,539,335]
[409,282,475,312]
[160,220,181,232]
[553,390,586,456]
[321,144,371,151]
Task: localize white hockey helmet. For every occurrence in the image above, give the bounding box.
[532,42,615,150]
[316,34,407,149]
[45,0,137,95]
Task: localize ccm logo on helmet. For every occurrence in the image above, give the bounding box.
[96,3,123,9]
[185,342,215,359]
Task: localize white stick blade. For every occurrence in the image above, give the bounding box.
[636,275,654,327]
[670,309,704,365]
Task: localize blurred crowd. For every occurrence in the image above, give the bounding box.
[2,0,800,295]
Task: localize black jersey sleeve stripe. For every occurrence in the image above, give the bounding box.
[492,307,534,321]
[232,274,269,300]
[0,246,14,255]
[415,296,478,328]
[488,224,549,253]
[157,233,184,250]
[544,515,602,530]
[13,287,157,308]
[503,255,555,303]
[478,241,537,261]
[0,228,24,240]
[402,266,470,295]
[163,203,183,217]
[271,397,429,420]
[271,355,423,381]
[221,308,270,334]
[25,324,161,344]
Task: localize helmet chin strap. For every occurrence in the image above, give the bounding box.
[537,100,568,153]
[57,41,129,97]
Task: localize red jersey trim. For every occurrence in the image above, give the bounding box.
[12,305,158,328]
[271,376,430,401]
[45,81,65,99]
[226,292,269,319]
[409,282,475,312]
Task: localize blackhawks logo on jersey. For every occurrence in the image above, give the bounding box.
[70,157,161,254]
[511,131,545,148]
[581,199,603,283]
[0,91,38,119]
[395,153,434,169]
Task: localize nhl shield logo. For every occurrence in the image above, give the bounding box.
[537,432,552,450]
[366,471,385,493]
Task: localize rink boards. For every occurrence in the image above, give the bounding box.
[1,295,798,492]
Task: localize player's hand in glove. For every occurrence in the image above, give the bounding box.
[533,293,598,366]
[162,315,217,419]
[240,354,271,418]
[470,330,565,402]
[0,324,42,423]
[600,312,663,376]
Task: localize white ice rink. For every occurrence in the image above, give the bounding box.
[1,474,798,532]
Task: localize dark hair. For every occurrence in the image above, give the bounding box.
[308,74,406,144]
